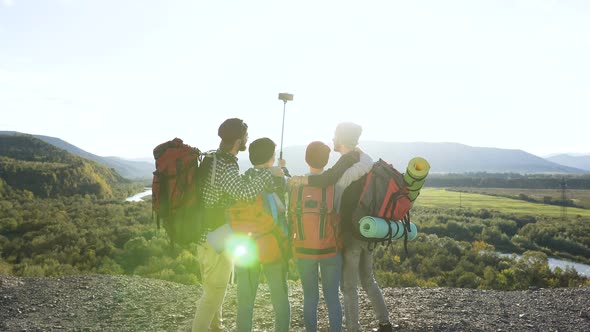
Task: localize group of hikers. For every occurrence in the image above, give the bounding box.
[190,118,394,332]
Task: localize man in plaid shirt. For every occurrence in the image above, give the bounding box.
[192,118,284,332]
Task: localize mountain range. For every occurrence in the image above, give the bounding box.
[270,142,589,176]
[546,154,590,172]
[1,132,588,179]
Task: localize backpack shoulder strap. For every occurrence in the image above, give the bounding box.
[210,152,218,187]
[264,192,279,223]
[295,185,304,240]
[319,187,327,239]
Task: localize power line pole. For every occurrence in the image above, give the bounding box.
[560,177,567,221]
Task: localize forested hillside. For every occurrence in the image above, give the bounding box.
[0,183,588,290]
[0,131,154,179]
[0,134,125,198]
[0,137,588,290]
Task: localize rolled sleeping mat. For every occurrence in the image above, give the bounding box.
[408,189,420,202]
[404,157,430,188]
[407,178,426,191]
[359,216,418,241]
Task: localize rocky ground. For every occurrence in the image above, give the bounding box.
[1,274,589,332]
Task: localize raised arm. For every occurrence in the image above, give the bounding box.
[220,164,273,201]
[307,151,360,187]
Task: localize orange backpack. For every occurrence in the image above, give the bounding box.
[152,138,203,246]
[227,194,288,264]
[289,185,341,260]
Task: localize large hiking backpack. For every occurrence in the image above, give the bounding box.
[152,138,203,246]
[289,185,341,259]
[354,159,413,251]
[227,193,289,265]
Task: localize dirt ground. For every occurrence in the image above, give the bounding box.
[1,274,589,331]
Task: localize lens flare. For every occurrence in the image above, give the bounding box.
[234,245,247,257]
[225,233,258,267]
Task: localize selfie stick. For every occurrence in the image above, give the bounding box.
[278,93,293,160]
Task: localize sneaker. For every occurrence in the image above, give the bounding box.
[377,322,393,332]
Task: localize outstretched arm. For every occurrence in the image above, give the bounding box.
[220,164,274,201]
[289,151,360,188]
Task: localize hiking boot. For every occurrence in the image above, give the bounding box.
[377,322,393,332]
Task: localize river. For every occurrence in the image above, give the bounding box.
[497,252,590,277]
[125,188,152,202]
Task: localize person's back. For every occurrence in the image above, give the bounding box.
[192,119,282,332]
[332,124,393,332]
[339,170,368,235]
[233,137,291,332]
[292,141,343,332]
[288,123,393,331]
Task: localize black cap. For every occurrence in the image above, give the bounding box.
[249,138,276,165]
[218,118,247,142]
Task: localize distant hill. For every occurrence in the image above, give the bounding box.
[0,134,124,197]
[261,142,587,175]
[546,154,590,172]
[2,132,585,177]
[0,131,153,179]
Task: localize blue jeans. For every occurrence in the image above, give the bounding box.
[297,254,343,332]
[236,262,290,332]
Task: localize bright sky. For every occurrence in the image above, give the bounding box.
[1,0,589,158]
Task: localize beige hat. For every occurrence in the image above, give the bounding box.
[335,122,362,146]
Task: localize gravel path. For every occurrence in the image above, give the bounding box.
[1,274,589,331]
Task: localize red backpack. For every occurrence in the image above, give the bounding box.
[152,138,203,246]
[355,159,412,250]
[227,194,289,264]
[289,185,341,260]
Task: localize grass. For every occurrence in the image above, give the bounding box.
[414,188,590,218]
[450,187,590,209]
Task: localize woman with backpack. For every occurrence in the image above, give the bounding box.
[289,141,346,332]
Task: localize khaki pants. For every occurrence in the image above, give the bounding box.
[341,237,389,332]
[192,242,232,332]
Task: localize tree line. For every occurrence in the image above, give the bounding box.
[0,184,588,289]
[427,173,590,189]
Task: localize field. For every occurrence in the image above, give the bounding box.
[448,187,590,209]
[415,188,590,218]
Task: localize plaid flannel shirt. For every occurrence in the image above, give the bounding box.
[200,151,274,237]
[243,167,287,198]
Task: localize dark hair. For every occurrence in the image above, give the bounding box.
[218,118,248,153]
[218,118,248,142]
[305,141,331,169]
[249,138,276,165]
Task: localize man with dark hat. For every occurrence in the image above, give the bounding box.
[192,118,284,332]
